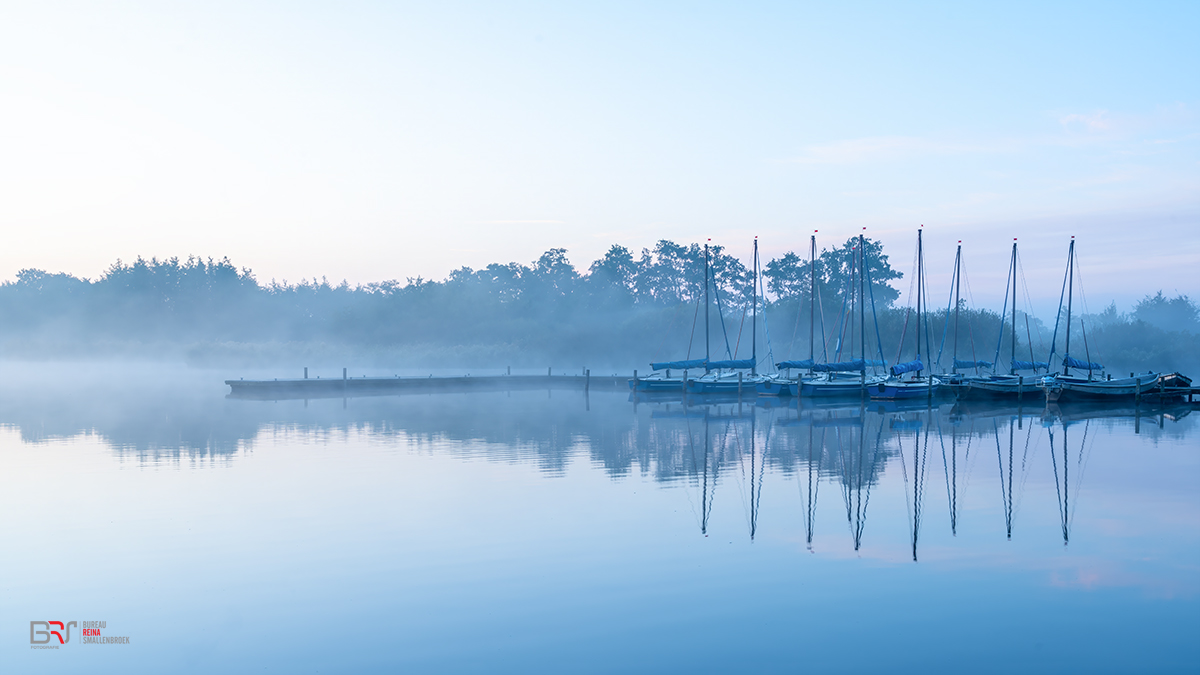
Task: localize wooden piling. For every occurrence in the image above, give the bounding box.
[585,369,591,392]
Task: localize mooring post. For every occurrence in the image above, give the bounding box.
[633,369,638,385]
[585,369,591,392]
[738,372,743,398]
[304,367,308,379]
[1018,375,1023,402]
[342,367,347,380]
[682,369,688,396]
[507,366,511,376]
[1135,378,1141,405]
[548,367,552,377]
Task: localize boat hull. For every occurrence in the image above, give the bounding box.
[756,379,797,396]
[956,376,1039,401]
[1042,373,1160,403]
[801,376,883,398]
[629,378,687,392]
[686,376,765,395]
[870,378,942,400]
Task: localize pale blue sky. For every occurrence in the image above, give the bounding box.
[1,1,1196,312]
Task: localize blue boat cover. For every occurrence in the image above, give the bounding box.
[708,359,755,369]
[1064,355,1104,370]
[954,359,993,369]
[1010,360,1048,371]
[650,359,707,371]
[890,359,924,376]
[813,359,865,372]
[776,359,815,369]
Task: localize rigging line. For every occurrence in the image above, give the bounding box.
[858,416,886,547]
[683,415,702,530]
[733,306,747,359]
[1046,246,1072,366]
[832,269,853,362]
[936,248,958,369]
[896,305,912,366]
[1048,426,1068,544]
[1013,412,1041,521]
[993,248,1014,370]
[913,414,932,561]
[938,414,954,534]
[684,295,702,360]
[864,258,889,371]
[1069,419,1096,532]
[817,272,830,362]
[787,291,803,359]
[994,420,1011,537]
[758,269,776,369]
[710,265,736,360]
[834,425,853,528]
[961,260,981,372]
[853,416,867,549]
[1016,251,1046,357]
[898,424,914,544]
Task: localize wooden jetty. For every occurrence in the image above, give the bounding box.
[226,370,625,400]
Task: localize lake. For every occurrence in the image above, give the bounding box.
[2,365,1198,673]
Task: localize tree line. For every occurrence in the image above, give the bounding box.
[1,239,1195,375]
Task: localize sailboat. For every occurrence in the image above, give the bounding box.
[801,231,888,398]
[932,240,993,390]
[760,231,820,397]
[872,227,942,400]
[630,243,713,393]
[688,239,768,394]
[1038,237,1160,403]
[957,239,1047,401]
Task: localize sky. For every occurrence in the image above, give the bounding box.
[0,1,1197,313]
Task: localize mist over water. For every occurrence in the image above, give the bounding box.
[2,363,1197,673]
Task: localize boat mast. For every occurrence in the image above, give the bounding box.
[705,241,711,370]
[810,232,816,368]
[860,230,866,365]
[752,237,758,375]
[917,227,923,371]
[1010,239,1017,375]
[1063,237,1075,376]
[953,241,961,374]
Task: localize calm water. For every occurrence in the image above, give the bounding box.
[3,366,1198,673]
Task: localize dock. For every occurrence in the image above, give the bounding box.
[226,371,626,400]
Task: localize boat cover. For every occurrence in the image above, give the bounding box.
[650,359,707,371]
[1010,360,1048,371]
[890,359,924,376]
[707,359,755,369]
[954,359,993,369]
[1064,355,1104,370]
[776,359,815,369]
[813,359,865,372]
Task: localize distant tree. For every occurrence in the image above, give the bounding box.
[1132,292,1198,333]
[820,237,902,309]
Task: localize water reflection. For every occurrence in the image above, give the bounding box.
[1,374,1195,559]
